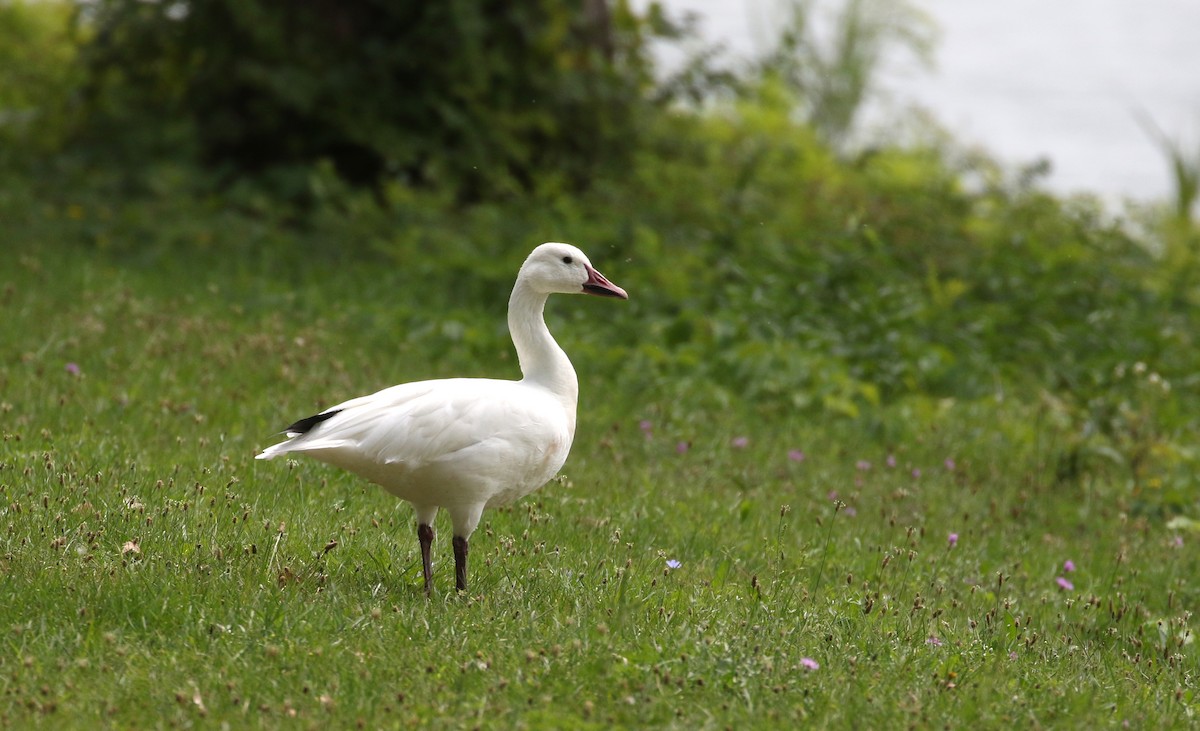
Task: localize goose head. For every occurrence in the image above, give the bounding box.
[518,243,628,299]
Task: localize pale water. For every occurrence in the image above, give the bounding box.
[645,0,1200,204]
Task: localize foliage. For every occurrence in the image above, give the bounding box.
[759,0,936,148]
[70,0,661,199]
[1137,111,1200,226]
[0,0,81,156]
[1134,112,1200,310]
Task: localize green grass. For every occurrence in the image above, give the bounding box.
[1,243,1196,729]
[3,1,1197,725]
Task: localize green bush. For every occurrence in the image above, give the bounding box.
[0,0,80,156]
[71,0,661,199]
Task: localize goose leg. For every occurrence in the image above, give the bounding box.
[453,536,469,593]
[446,505,481,594]
[417,523,435,596]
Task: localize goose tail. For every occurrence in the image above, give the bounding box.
[256,409,343,460]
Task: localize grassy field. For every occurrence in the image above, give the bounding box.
[2,1,1197,726]
[1,241,1196,729]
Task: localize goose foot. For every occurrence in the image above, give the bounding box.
[453,536,469,593]
[418,523,435,596]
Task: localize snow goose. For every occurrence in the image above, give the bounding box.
[256,242,627,594]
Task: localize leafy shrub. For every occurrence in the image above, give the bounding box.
[72,0,662,199]
[0,0,80,156]
[758,0,935,148]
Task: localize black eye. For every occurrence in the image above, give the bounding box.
[562,255,573,264]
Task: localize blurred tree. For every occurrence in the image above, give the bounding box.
[74,0,661,199]
[0,0,79,154]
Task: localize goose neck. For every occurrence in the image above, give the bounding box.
[508,281,578,398]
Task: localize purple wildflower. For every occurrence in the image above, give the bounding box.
[665,559,681,569]
[1063,560,1076,573]
[886,454,897,468]
[731,436,749,449]
[65,362,80,376]
[787,449,806,463]
[855,460,871,471]
[948,533,958,547]
[944,458,956,471]
[799,657,819,671]
[911,468,922,479]
[675,441,690,455]
[842,506,857,517]
[1056,576,1074,591]
[926,636,943,647]
[639,419,653,437]
[1172,536,1184,548]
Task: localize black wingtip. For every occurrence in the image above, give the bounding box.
[284,409,342,435]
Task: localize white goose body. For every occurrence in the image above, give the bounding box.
[256,243,627,594]
[268,377,573,520]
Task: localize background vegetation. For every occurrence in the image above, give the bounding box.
[2,0,1199,727]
